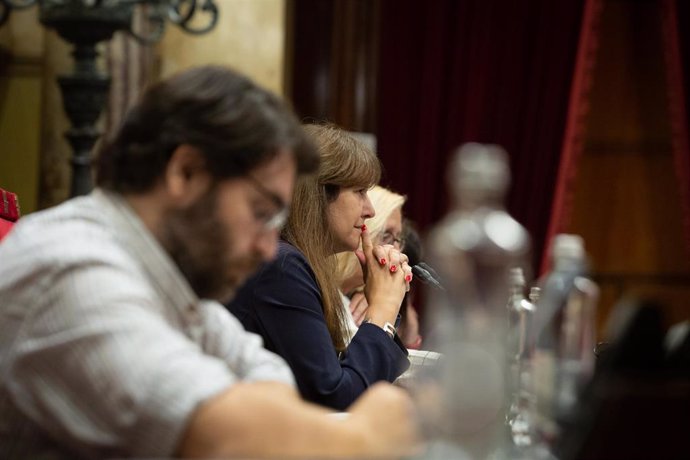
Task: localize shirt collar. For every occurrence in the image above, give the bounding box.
[91,188,199,313]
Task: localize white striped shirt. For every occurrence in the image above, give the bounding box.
[0,189,295,459]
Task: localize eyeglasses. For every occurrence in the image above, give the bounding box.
[246,175,290,232]
[380,231,405,248]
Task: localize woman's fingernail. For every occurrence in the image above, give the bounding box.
[361,224,367,232]
[390,265,397,273]
[380,258,387,265]
[405,274,412,282]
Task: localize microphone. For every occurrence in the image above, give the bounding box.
[412,263,445,290]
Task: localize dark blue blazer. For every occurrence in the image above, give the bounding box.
[226,241,409,411]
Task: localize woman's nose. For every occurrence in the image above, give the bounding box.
[363,193,375,219]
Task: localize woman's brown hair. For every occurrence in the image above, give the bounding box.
[282,123,381,352]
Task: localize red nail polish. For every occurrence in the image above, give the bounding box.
[390,265,397,273]
[380,258,387,265]
[405,274,412,282]
[361,224,367,232]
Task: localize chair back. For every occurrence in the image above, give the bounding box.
[0,188,20,241]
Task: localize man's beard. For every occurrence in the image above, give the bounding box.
[159,187,263,302]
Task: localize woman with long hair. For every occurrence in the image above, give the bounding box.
[336,186,423,349]
[226,123,412,410]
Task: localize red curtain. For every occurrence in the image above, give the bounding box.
[375,0,593,273]
[542,0,602,272]
[662,0,690,253]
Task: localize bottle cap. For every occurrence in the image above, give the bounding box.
[449,143,510,199]
[529,286,541,302]
[509,267,525,286]
[551,234,585,261]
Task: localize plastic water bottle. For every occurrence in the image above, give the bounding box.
[423,143,531,459]
[532,234,599,455]
[507,267,530,364]
[506,268,537,449]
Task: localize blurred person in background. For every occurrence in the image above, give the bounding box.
[398,219,425,348]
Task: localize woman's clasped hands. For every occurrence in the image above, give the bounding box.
[355,224,413,327]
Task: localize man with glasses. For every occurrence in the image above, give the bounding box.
[0,66,419,459]
[245,173,291,234]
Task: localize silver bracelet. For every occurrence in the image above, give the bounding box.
[382,322,397,339]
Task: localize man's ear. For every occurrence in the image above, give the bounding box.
[165,145,212,206]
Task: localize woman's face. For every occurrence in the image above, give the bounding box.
[327,186,375,253]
